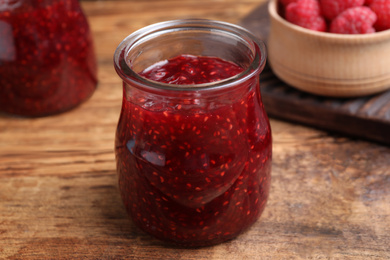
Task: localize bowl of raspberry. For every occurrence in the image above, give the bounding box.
[267,0,390,97]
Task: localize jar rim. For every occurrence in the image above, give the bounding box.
[113,19,267,92]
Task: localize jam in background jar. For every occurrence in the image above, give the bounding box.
[114,19,271,247]
[0,0,97,117]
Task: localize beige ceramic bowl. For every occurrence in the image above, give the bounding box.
[267,0,390,97]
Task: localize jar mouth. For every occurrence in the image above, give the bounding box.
[114,19,267,92]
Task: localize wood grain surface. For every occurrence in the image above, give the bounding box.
[1,1,390,259]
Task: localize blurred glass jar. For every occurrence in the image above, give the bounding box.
[0,0,97,117]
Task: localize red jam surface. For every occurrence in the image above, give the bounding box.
[139,54,246,84]
[0,0,97,117]
[116,55,271,246]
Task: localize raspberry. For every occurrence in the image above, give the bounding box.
[285,0,327,31]
[370,0,390,31]
[320,0,365,20]
[330,6,377,34]
[365,0,375,4]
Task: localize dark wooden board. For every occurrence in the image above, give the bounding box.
[240,2,390,145]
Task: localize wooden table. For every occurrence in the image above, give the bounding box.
[1,1,389,259]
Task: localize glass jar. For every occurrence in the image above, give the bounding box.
[114,19,271,247]
[0,0,97,117]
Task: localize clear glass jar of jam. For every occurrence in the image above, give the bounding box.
[0,0,97,117]
[114,19,271,247]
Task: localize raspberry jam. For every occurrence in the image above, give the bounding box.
[139,55,245,84]
[0,0,97,117]
[114,20,271,247]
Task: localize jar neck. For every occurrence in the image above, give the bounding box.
[122,75,260,115]
[121,78,263,120]
[114,19,266,95]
